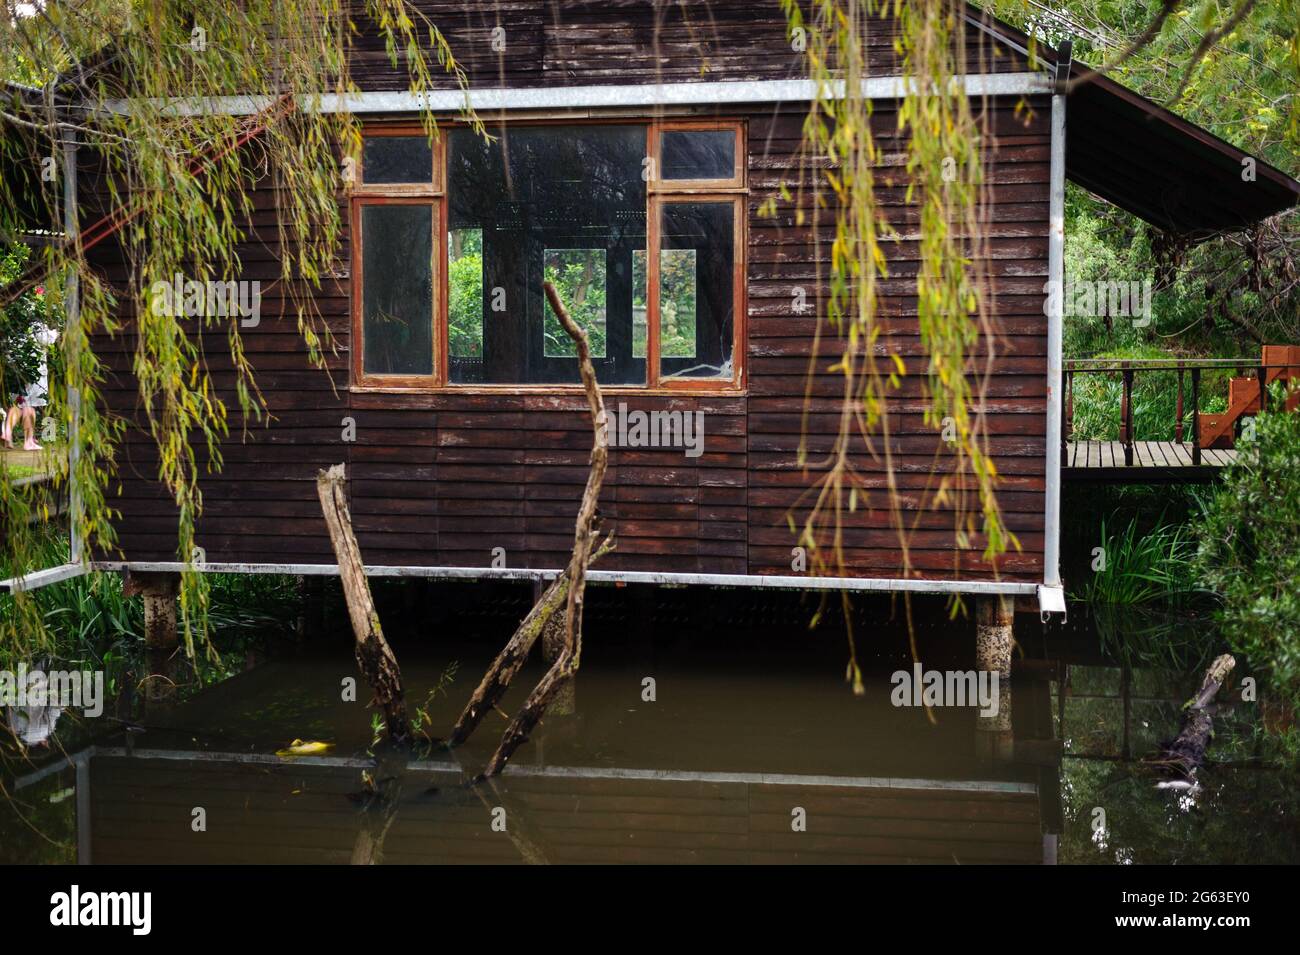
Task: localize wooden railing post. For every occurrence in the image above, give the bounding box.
[1175,365,1184,443]
[1122,365,1134,466]
[1063,368,1073,454]
[1191,367,1201,465]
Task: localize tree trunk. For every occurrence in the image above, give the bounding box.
[317,463,410,743]
[479,281,610,779]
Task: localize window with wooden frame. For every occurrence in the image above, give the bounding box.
[351,126,442,386]
[351,119,745,391]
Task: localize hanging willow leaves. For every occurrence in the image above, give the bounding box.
[776,0,1018,690]
[0,0,477,663]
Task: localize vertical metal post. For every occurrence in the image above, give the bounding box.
[1259,361,1268,414]
[1063,368,1073,452]
[1043,48,1069,592]
[1122,366,1134,466]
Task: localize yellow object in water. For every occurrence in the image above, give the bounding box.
[276,739,334,758]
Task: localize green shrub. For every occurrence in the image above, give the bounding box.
[1194,409,1300,706]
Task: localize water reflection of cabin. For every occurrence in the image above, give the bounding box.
[70,4,1298,616]
[13,647,1062,864]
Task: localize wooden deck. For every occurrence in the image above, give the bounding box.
[1065,440,1237,482]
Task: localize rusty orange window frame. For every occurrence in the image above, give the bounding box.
[349,119,746,394]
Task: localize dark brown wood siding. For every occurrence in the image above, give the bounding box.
[345,0,1032,90]
[746,100,1050,582]
[85,6,1050,585]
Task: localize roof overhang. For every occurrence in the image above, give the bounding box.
[1064,65,1300,237]
[961,11,1300,237]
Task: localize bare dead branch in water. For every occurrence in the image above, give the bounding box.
[1155,653,1236,783]
[476,281,612,780]
[317,463,410,743]
[448,534,614,747]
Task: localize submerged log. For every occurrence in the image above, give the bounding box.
[1158,653,1236,783]
[317,463,410,743]
[479,281,611,779]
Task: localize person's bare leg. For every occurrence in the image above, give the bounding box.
[22,404,40,450]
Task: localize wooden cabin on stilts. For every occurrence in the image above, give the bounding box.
[5,4,1299,708]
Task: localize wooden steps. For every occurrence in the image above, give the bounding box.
[1198,345,1300,449]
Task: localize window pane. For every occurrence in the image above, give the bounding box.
[361,204,433,377]
[632,250,648,358]
[544,249,607,358]
[661,130,735,181]
[659,249,697,358]
[448,228,483,364]
[363,136,433,184]
[660,202,734,380]
[631,248,696,359]
[447,125,646,385]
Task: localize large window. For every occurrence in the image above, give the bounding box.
[351,120,744,389]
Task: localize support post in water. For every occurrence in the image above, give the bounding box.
[975,595,1015,761]
[317,463,410,743]
[124,571,180,650]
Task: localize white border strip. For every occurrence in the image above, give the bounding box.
[88,561,1038,596]
[99,73,1053,116]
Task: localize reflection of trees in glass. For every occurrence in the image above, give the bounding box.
[631,249,696,359]
[447,228,483,358]
[544,249,607,358]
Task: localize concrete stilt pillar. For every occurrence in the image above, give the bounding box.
[123,571,181,650]
[142,648,182,706]
[975,594,1015,762]
[124,571,182,706]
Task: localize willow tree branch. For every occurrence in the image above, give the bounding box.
[1169,0,1260,101]
[1066,0,1182,93]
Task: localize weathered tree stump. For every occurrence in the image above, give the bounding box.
[317,463,410,743]
[449,538,611,746]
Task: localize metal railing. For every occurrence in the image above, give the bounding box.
[1062,358,1296,467]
